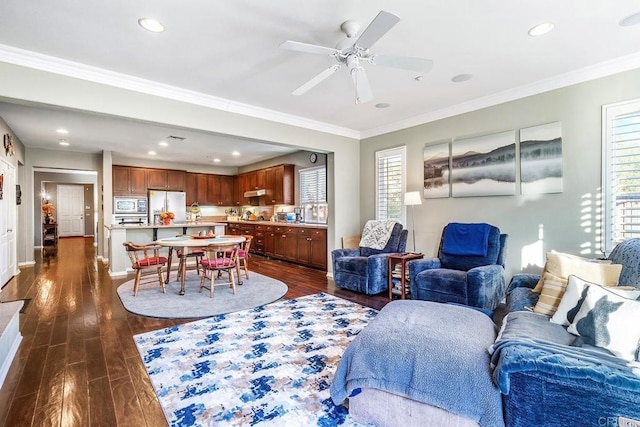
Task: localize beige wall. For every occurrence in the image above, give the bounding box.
[361,67,640,278]
[0,62,360,270]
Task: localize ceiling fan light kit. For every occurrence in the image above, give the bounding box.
[280,10,433,105]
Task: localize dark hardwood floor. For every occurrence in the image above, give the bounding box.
[0,237,389,427]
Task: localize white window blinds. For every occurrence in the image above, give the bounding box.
[299,166,327,204]
[603,99,640,252]
[375,147,406,221]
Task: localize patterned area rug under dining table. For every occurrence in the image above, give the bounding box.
[134,293,378,426]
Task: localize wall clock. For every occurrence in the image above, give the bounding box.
[309,152,318,163]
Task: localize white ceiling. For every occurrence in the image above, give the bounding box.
[1,1,640,167]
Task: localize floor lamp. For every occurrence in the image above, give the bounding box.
[404,191,422,253]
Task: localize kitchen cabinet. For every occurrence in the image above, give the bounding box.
[147,169,186,191]
[113,166,147,196]
[195,174,209,204]
[274,226,298,261]
[252,223,272,254]
[234,174,249,206]
[227,222,241,236]
[264,165,294,205]
[185,173,198,205]
[297,227,327,270]
[208,175,234,206]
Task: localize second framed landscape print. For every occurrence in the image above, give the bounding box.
[520,122,563,194]
[423,141,450,198]
[451,130,516,197]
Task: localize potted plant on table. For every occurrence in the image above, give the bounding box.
[160,211,175,226]
[42,202,55,224]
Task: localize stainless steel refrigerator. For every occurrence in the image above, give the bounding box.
[148,190,187,224]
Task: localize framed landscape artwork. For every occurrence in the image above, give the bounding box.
[423,141,450,198]
[451,130,516,197]
[520,122,563,194]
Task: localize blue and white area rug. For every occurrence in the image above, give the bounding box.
[134,293,377,426]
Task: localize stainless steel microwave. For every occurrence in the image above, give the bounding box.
[114,197,147,214]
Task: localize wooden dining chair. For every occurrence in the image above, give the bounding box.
[123,241,168,296]
[199,243,240,298]
[167,235,205,282]
[237,235,253,280]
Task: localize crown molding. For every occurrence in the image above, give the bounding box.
[0,44,361,140]
[360,52,640,139]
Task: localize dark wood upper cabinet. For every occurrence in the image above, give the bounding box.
[113,166,147,196]
[185,173,198,205]
[147,169,185,191]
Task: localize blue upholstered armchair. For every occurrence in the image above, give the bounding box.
[332,223,408,295]
[407,223,508,311]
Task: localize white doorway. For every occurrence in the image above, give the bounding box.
[57,184,85,237]
[0,158,17,286]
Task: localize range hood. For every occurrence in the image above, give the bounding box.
[244,189,266,197]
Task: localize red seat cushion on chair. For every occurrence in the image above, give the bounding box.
[237,249,248,258]
[135,256,168,268]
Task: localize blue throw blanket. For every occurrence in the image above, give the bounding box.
[330,300,504,427]
[442,222,491,256]
[490,311,640,394]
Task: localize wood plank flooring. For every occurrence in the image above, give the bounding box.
[0,237,389,426]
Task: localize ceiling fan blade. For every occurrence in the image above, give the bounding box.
[350,67,374,104]
[372,55,434,73]
[279,40,339,56]
[354,11,400,50]
[292,65,341,96]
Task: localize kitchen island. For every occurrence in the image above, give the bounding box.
[105,222,227,276]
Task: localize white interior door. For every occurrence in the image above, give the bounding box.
[58,185,85,237]
[0,159,16,286]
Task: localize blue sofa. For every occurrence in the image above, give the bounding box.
[407,223,508,311]
[332,223,408,295]
[501,238,640,427]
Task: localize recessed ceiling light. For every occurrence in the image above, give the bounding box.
[375,103,390,109]
[620,11,640,27]
[213,158,221,163]
[138,18,165,33]
[528,22,554,36]
[148,150,157,155]
[56,128,68,134]
[159,141,169,147]
[232,151,240,156]
[58,139,69,146]
[452,73,473,83]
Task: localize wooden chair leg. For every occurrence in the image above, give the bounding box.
[133,269,142,296]
[157,266,166,293]
[165,247,174,283]
[199,269,207,293]
[243,257,250,279]
[209,270,216,298]
[229,269,236,295]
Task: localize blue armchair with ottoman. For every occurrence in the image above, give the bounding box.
[407,223,508,311]
[332,221,408,295]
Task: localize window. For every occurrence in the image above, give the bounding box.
[375,146,406,222]
[602,99,640,252]
[299,166,328,224]
[299,166,326,204]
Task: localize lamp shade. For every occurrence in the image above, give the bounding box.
[404,191,422,206]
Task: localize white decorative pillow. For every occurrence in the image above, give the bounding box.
[551,275,640,326]
[567,284,640,361]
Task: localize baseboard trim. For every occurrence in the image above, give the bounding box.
[18,261,36,268]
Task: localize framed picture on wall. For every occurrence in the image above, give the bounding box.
[451,130,516,197]
[0,173,3,200]
[520,122,563,194]
[423,140,450,198]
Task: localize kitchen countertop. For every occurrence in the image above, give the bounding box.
[105,221,227,230]
[226,220,328,228]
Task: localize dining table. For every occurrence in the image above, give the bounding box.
[155,235,246,295]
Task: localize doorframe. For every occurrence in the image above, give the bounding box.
[33,168,98,249]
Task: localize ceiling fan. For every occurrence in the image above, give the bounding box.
[279,10,434,104]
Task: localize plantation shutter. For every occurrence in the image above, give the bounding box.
[300,166,326,204]
[375,147,406,221]
[603,100,640,251]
